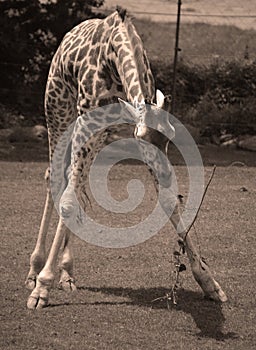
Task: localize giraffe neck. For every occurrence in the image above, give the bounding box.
[105,11,155,106]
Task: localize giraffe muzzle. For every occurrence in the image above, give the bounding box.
[134,123,147,138]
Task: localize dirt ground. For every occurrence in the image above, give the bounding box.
[1,144,256,349]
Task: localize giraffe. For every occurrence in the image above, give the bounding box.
[25,8,227,309]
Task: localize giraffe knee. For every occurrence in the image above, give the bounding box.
[60,202,75,218]
[59,189,79,219]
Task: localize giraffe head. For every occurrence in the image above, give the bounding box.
[118,89,175,143]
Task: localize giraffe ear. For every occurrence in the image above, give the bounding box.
[156,89,165,108]
[118,98,140,121]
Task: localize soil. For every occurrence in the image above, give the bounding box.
[0,140,256,349]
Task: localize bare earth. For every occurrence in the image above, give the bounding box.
[1,157,256,349]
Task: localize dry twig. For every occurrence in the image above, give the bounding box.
[152,165,217,307]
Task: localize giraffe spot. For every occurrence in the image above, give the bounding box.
[48,81,54,90]
[106,115,119,123]
[51,91,57,98]
[126,73,134,86]
[123,60,135,73]
[98,98,110,107]
[95,80,104,92]
[69,38,82,52]
[84,70,96,95]
[63,90,69,99]
[89,56,97,66]
[130,85,139,97]
[76,134,81,144]
[80,99,90,110]
[108,63,120,84]
[81,147,88,158]
[118,48,129,60]
[53,80,62,89]
[114,33,123,42]
[56,99,64,107]
[87,122,99,131]
[92,24,105,45]
[77,45,89,62]
[94,46,100,57]
[106,16,115,26]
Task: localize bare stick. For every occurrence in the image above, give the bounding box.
[180,165,227,302]
[183,165,216,240]
[152,165,227,306]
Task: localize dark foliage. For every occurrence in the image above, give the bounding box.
[0,0,104,112]
[151,58,256,134]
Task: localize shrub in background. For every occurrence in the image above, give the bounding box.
[0,0,104,114]
[151,59,256,135]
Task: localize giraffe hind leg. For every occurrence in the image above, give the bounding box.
[25,168,53,290]
[27,219,68,309]
[58,229,77,292]
[26,75,78,306]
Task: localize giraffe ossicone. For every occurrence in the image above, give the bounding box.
[26,8,227,309]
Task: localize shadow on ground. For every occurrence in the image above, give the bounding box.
[49,286,239,341]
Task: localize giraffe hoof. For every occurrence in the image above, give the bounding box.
[25,276,37,290]
[27,295,49,310]
[27,280,51,309]
[204,286,228,303]
[58,278,77,292]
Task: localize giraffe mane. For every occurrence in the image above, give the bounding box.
[115,11,154,101]
[116,5,127,21]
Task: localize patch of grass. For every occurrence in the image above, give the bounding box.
[135,19,256,65]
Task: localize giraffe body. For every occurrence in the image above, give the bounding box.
[45,11,154,157]
[26,9,227,309]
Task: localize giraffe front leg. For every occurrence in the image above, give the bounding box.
[139,140,226,301]
[25,169,54,290]
[27,219,67,309]
[168,196,228,302]
[58,229,77,292]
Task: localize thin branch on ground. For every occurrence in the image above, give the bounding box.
[183,165,217,241]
